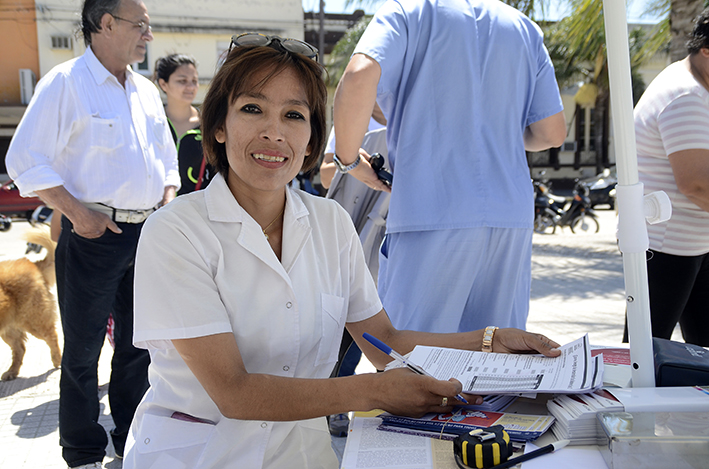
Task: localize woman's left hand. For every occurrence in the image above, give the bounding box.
[492,329,561,357]
[347,149,392,193]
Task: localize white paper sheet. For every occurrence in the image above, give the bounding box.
[341,417,458,469]
[408,335,603,395]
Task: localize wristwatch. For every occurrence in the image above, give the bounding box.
[482,326,498,353]
[333,153,361,173]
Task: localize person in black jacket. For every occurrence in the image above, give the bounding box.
[155,53,213,194]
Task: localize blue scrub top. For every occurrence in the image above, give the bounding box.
[354,0,563,233]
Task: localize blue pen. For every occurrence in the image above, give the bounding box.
[363,333,469,404]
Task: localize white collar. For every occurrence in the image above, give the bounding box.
[203,172,310,225]
[84,46,134,87]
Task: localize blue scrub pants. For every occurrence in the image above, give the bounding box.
[56,216,150,467]
[378,227,532,333]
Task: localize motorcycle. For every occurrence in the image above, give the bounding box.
[533,178,600,234]
[533,179,565,234]
[552,181,600,233]
[582,168,617,209]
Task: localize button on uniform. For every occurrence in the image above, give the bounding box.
[286,302,292,309]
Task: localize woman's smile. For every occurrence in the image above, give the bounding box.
[252,151,287,164]
[215,67,312,202]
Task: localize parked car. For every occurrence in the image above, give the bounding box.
[582,168,617,209]
[0,179,43,220]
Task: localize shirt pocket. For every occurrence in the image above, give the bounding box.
[135,412,214,467]
[315,293,346,367]
[151,116,169,148]
[90,116,124,151]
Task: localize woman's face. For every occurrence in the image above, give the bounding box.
[215,67,312,201]
[160,64,198,104]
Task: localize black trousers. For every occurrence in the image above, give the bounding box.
[56,216,150,467]
[643,249,709,346]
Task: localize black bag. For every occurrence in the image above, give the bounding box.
[653,337,709,387]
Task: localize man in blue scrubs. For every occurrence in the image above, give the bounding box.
[333,0,566,333]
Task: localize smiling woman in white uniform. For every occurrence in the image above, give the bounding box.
[123,33,562,469]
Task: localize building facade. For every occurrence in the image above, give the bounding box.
[1,3,670,186]
[0,0,304,176]
[531,28,669,186]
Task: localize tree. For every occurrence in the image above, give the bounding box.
[634,1,709,62]
[333,0,668,174]
[670,0,706,61]
[543,0,667,173]
[328,0,555,83]
[325,16,371,86]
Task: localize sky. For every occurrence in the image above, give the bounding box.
[301,0,663,23]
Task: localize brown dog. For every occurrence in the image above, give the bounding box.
[0,228,62,380]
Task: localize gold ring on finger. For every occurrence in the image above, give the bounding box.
[441,397,448,406]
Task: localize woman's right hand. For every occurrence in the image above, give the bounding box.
[369,368,471,418]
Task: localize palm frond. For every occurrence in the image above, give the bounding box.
[325,16,372,86]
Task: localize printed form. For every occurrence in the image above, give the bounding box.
[407,335,603,395]
[341,416,458,469]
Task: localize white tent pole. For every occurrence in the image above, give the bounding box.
[602,0,655,387]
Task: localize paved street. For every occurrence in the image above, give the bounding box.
[529,208,632,346]
[0,210,681,468]
[528,209,680,347]
[0,220,120,469]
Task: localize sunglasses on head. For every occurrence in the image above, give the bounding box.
[229,33,319,61]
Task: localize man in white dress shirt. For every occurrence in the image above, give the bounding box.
[6,0,179,467]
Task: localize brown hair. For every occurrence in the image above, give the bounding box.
[201,45,327,178]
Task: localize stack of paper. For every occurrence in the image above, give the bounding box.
[546,390,623,445]
[406,335,603,395]
[377,409,555,441]
[591,346,632,387]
